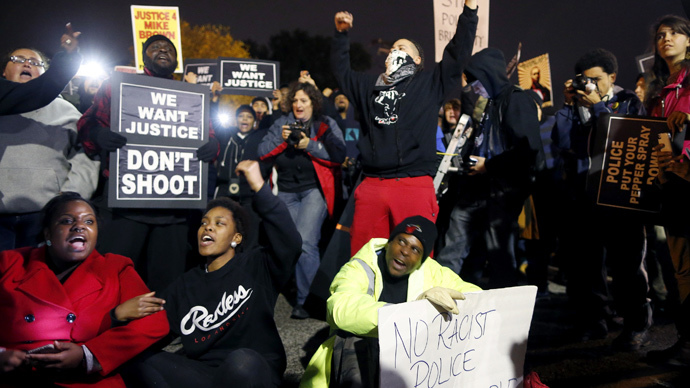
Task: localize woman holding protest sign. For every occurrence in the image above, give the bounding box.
[258,80,346,319]
[646,14,690,366]
[0,192,169,387]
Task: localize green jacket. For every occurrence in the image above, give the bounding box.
[299,238,481,388]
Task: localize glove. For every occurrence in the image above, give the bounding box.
[196,138,219,162]
[416,287,465,315]
[90,126,127,152]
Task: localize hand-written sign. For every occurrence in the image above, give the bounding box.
[433,0,489,62]
[109,72,209,208]
[588,115,675,215]
[218,58,279,97]
[378,286,537,388]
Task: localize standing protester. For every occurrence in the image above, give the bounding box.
[552,48,651,350]
[0,24,81,116]
[435,48,543,289]
[646,14,690,366]
[77,35,219,293]
[331,0,479,255]
[259,82,345,319]
[0,47,99,251]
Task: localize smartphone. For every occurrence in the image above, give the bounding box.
[26,344,60,354]
[658,133,672,153]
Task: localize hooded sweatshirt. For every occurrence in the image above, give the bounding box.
[331,6,478,178]
[463,48,544,193]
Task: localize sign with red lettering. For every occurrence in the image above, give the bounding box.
[108,72,209,208]
[588,115,673,215]
[131,5,183,74]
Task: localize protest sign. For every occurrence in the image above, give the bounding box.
[108,72,209,208]
[131,5,183,73]
[518,54,553,107]
[433,0,489,62]
[183,59,218,87]
[218,58,279,97]
[587,115,681,216]
[379,286,537,388]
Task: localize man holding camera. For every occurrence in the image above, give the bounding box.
[552,48,651,350]
[331,0,478,256]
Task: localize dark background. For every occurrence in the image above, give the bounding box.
[1,1,686,107]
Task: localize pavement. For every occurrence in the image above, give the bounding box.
[274,279,689,388]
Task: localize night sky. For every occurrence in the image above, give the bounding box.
[1,0,686,107]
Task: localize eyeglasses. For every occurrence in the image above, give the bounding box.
[9,56,45,68]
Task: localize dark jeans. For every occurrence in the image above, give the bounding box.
[124,348,281,388]
[436,193,524,289]
[0,212,42,251]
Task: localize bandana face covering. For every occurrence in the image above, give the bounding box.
[377,50,417,86]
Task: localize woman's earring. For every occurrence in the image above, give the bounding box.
[685,50,690,60]
[231,241,237,248]
[45,240,52,247]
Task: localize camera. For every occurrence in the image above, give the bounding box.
[571,74,597,93]
[285,121,306,146]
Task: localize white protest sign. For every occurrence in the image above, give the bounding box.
[433,0,489,62]
[378,285,536,388]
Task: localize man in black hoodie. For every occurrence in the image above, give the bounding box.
[331,0,478,256]
[436,48,543,289]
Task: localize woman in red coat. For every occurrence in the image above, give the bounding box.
[0,192,169,387]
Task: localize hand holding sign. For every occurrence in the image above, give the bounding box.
[416,286,465,315]
[196,137,219,162]
[91,126,127,151]
[666,111,689,136]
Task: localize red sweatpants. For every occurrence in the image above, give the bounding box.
[350,176,439,254]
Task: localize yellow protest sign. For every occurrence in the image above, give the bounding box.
[131,5,183,73]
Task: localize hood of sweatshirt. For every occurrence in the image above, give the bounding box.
[464,48,509,99]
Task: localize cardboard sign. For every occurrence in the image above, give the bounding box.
[378,286,537,388]
[131,5,183,74]
[183,59,218,87]
[518,54,553,108]
[109,72,209,208]
[433,0,490,62]
[588,115,679,215]
[218,58,279,97]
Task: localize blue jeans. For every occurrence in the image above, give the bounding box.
[278,188,328,305]
[0,212,43,251]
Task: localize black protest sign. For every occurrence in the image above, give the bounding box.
[587,115,669,215]
[109,72,209,209]
[183,59,218,86]
[218,57,279,97]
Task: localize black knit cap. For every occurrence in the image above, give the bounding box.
[388,216,437,260]
[235,104,256,120]
[142,35,177,58]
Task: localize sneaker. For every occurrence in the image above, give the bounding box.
[612,328,649,351]
[290,305,309,320]
[646,339,690,366]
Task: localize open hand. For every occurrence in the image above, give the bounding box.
[115,291,165,321]
[334,12,353,32]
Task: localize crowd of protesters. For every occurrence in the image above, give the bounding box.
[2,1,690,386]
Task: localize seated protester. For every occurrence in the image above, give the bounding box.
[0,192,169,387]
[300,216,481,388]
[0,24,81,116]
[128,160,302,388]
[215,105,271,248]
[0,47,99,251]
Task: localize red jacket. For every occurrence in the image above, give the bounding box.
[0,247,169,388]
[651,68,690,157]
